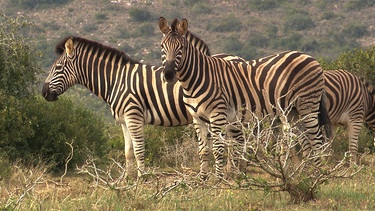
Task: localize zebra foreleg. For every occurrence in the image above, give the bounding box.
[125,117,146,178]
[226,126,246,175]
[194,121,211,180]
[121,125,137,178]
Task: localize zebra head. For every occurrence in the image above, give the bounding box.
[158,17,188,83]
[42,37,79,101]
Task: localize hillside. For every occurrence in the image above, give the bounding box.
[1,0,374,69]
[1,0,374,120]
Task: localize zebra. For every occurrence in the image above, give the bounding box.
[324,69,375,163]
[158,17,332,179]
[41,32,210,178]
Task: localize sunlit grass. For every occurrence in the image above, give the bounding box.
[1,156,375,210]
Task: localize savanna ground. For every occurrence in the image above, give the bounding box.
[1,154,375,210]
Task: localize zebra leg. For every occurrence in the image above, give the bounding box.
[121,124,137,178]
[193,120,211,180]
[346,120,363,165]
[125,118,146,178]
[300,114,325,166]
[226,126,246,174]
[210,116,229,179]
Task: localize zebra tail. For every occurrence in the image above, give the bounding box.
[318,92,333,139]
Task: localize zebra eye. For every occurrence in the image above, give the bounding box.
[55,64,63,72]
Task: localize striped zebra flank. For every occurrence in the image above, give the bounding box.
[42,33,208,178]
[158,17,332,179]
[324,69,375,163]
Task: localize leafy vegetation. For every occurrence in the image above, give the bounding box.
[128,7,155,22]
[0,0,375,208]
[0,14,110,172]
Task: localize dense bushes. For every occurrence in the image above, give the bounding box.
[322,46,375,154]
[0,15,110,172]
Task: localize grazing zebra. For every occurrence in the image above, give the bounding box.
[324,69,375,163]
[41,33,209,178]
[158,17,331,179]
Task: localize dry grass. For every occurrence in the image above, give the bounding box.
[1,155,374,210]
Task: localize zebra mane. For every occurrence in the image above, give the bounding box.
[55,36,141,64]
[185,30,211,56]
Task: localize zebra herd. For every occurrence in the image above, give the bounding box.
[42,17,375,180]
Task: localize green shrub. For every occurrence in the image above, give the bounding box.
[247,0,282,10]
[344,0,374,11]
[132,23,155,37]
[342,23,368,39]
[129,7,154,22]
[192,2,212,14]
[183,0,199,6]
[284,14,315,32]
[42,20,60,31]
[95,13,108,21]
[207,15,242,32]
[83,23,98,33]
[324,46,375,82]
[21,96,110,172]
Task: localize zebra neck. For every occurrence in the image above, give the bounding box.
[79,54,133,105]
[178,43,213,97]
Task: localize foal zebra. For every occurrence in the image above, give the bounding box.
[42,33,208,177]
[158,17,331,179]
[324,69,375,163]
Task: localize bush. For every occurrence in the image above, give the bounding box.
[132,23,155,37]
[323,46,375,85]
[344,0,374,11]
[21,96,109,172]
[0,15,40,98]
[128,7,154,22]
[284,14,315,32]
[247,0,282,10]
[83,23,98,33]
[95,13,108,21]
[342,23,368,39]
[192,2,212,14]
[207,15,242,32]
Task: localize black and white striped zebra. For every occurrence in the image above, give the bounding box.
[42,33,208,177]
[324,69,375,163]
[158,17,331,179]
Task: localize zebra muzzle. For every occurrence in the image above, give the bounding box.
[42,82,58,101]
[163,61,176,82]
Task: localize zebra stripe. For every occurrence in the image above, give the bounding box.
[324,69,375,163]
[158,17,331,179]
[42,33,207,177]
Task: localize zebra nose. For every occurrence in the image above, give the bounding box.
[42,82,58,101]
[163,61,176,82]
[42,82,49,97]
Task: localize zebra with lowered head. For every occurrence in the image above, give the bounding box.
[41,32,209,178]
[158,17,332,179]
[324,69,375,164]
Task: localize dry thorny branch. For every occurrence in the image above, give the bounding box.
[1,141,74,209]
[222,98,364,203]
[76,98,365,203]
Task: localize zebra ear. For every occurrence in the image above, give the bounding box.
[158,17,170,35]
[178,19,188,36]
[65,38,74,58]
